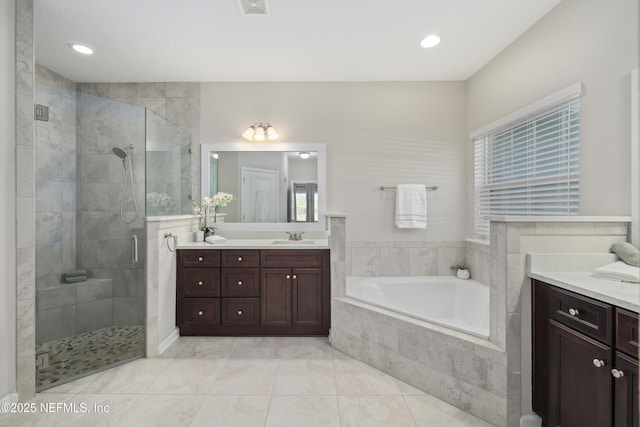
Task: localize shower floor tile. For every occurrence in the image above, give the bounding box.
[35,325,144,390]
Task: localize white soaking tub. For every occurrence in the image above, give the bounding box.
[346,276,490,339]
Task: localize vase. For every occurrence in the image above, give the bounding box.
[456,269,470,280]
[194,230,204,242]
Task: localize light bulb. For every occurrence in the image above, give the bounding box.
[266,125,278,140]
[69,42,94,55]
[420,35,441,48]
[254,125,266,141]
[242,125,256,141]
[299,152,310,159]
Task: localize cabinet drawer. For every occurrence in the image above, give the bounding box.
[221,268,260,297]
[616,308,639,357]
[221,298,260,326]
[261,250,323,268]
[179,250,220,268]
[549,286,613,344]
[221,250,260,268]
[181,269,220,297]
[180,298,220,324]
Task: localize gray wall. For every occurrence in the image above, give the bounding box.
[200,82,468,241]
[466,0,638,232]
[1,0,17,402]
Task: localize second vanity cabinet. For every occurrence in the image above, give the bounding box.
[533,279,639,427]
[177,248,330,336]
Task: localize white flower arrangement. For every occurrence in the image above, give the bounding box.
[146,192,177,212]
[192,192,235,232]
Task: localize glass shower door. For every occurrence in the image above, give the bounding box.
[145,108,192,216]
[34,72,147,390]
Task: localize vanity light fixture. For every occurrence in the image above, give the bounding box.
[420,34,441,48]
[68,42,94,55]
[242,122,278,141]
[299,152,310,159]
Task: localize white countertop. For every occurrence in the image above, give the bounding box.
[527,253,639,313]
[177,238,330,250]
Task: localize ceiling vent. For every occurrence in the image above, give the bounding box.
[237,0,270,16]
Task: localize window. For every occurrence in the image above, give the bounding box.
[472,84,581,238]
[290,182,318,222]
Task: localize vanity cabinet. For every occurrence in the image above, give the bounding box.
[533,279,639,427]
[176,248,330,336]
[261,250,326,329]
[176,250,221,335]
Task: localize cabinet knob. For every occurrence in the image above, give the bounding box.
[568,308,580,316]
[237,280,243,285]
[237,310,243,315]
[238,256,243,262]
[292,274,297,279]
[198,281,203,286]
[198,310,204,316]
[592,358,605,368]
[611,369,625,379]
[286,274,291,279]
[198,256,204,262]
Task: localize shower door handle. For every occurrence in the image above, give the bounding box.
[132,235,138,264]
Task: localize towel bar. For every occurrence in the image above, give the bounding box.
[379,185,438,191]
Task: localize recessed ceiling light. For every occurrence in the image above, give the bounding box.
[420,35,441,48]
[68,42,94,55]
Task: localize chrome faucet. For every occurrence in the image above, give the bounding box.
[286,232,304,241]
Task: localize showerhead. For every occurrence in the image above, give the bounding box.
[112,147,128,160]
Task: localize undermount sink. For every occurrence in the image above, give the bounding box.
[271,240,316,245]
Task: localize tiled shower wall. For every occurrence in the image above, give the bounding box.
[75,90,146,328]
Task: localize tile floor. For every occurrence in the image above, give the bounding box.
[0,337,494,427]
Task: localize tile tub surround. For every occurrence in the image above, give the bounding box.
[345,238,490,285]
[0,337,493,427]
[331,298,507,426]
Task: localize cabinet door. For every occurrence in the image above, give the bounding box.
[613,352,639,427]
[261,268,291,326]
[291,268,322,327]
[549,320,613,427]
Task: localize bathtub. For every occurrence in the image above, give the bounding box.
[346,276,490,339]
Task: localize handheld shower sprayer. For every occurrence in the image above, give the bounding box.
[112,146,138,224]
[112,147,128,168]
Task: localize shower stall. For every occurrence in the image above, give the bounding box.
[34,65,191,390]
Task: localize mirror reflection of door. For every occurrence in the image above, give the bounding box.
[241,167,279,222]
[290,182,318,222]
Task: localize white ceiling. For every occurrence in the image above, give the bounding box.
[34,0,561,83]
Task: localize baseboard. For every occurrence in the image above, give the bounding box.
[158,328,180,355]
[1,392,18,405]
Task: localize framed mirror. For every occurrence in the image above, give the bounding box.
[201,142,326,231]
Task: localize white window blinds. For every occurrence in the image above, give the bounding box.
[473,96,580,238]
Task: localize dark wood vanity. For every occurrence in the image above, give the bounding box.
[532,279,639,427]
[176,248,330,336]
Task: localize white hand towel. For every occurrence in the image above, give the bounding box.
[395,184,427,229]
[592,261,640,283]
[205,235,227,244]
